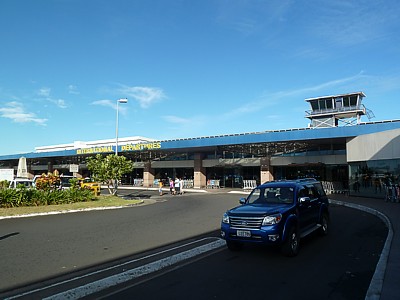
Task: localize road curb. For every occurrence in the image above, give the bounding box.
[0,200,145,220]
[44,238,226,299]
[329,199,392,300]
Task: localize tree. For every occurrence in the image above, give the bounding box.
[86,154,134,195]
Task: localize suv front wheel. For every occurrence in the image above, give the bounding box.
[281,226,300,257]
[318,213,329,236]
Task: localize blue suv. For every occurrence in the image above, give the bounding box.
[221,178,330,256]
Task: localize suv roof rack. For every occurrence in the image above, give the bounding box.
[295,178,317,182]
[263,178,318,184]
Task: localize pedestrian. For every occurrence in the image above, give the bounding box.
[374,177,381,194]
[174,177,180,195]
[158,180,163,196]
[169,179,175,195]
[180,178,184,195]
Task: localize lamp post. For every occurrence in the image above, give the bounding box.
[115,98,128,156]
[115,98,128,193]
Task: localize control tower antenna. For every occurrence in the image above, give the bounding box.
[366,107,375,121]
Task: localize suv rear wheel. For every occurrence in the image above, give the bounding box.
[281,226,300,257]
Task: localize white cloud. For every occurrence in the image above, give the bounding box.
[160,114,211,139]
[270,71,368,98]
[159,72,373,137]
[92,99,114,108]
[217,0,293,35]
[0,102,47,125]
[44,98,67,109]
[164,71,365,136]
[91,99,128,114]
[117,86,166,108]
[223,72,368,119]
[68,85,80,95]
[55,99,67,109]
[38,87,51,97]
[308,0,400,47]
[162,115,191,124]
[37,87,68,109]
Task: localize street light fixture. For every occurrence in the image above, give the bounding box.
[115,98,128,194]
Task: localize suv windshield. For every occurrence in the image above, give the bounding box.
[247,186,294,204]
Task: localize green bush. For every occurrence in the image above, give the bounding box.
[0,186,95,208]
[0,180,9,189]
[63,187,93,204]
[0,188,19,207]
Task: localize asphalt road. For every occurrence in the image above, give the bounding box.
[94,204,387,300]
[0,191,238,293]
[0,191,387,299]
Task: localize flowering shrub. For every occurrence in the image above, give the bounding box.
[35,173,61,191]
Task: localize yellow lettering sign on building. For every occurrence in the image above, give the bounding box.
[76,146,114,155]
[76,143,161,155]
[121,142,162,152]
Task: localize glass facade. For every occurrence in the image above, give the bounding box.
[349,159,400,199]
[206,166,260,188]
[273,164,347,182]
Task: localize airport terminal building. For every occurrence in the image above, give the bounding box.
[1,92,399,199]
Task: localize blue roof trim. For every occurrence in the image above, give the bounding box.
[1,120,400,160]
[0,149,79,160]
[160,120,400,148]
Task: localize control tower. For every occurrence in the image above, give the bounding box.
[305,92,372,128]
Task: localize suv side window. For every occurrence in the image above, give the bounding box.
[313,183,326,196]
[247,188,262,203]
[298,187,307,199]
[307,185,318,200]
[299,185,318,200]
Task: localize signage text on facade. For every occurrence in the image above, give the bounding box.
[75,142,161,155]
[122,142,161,151]
[76,146,113,155]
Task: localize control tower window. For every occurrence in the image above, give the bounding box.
[343,96,350,107]
[317,99,333,110]
[311,101,319,110]
[326,99,333,109]
[349,95,358,106]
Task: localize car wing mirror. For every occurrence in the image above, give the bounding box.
[299,197,311,204]
[239,197,246,204]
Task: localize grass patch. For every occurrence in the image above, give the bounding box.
[0,195,143,217]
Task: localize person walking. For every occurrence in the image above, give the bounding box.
[169,179,175,195]
[174,178,181,195]
[158,180,163,196]
[180,178,184,195]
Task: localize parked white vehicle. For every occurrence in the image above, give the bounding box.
[9,178,33,189]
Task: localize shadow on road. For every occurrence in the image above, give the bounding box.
[0,232,19,241]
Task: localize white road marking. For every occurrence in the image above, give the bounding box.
[40,238,225,300]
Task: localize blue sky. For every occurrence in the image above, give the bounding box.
[1,0,400,156]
